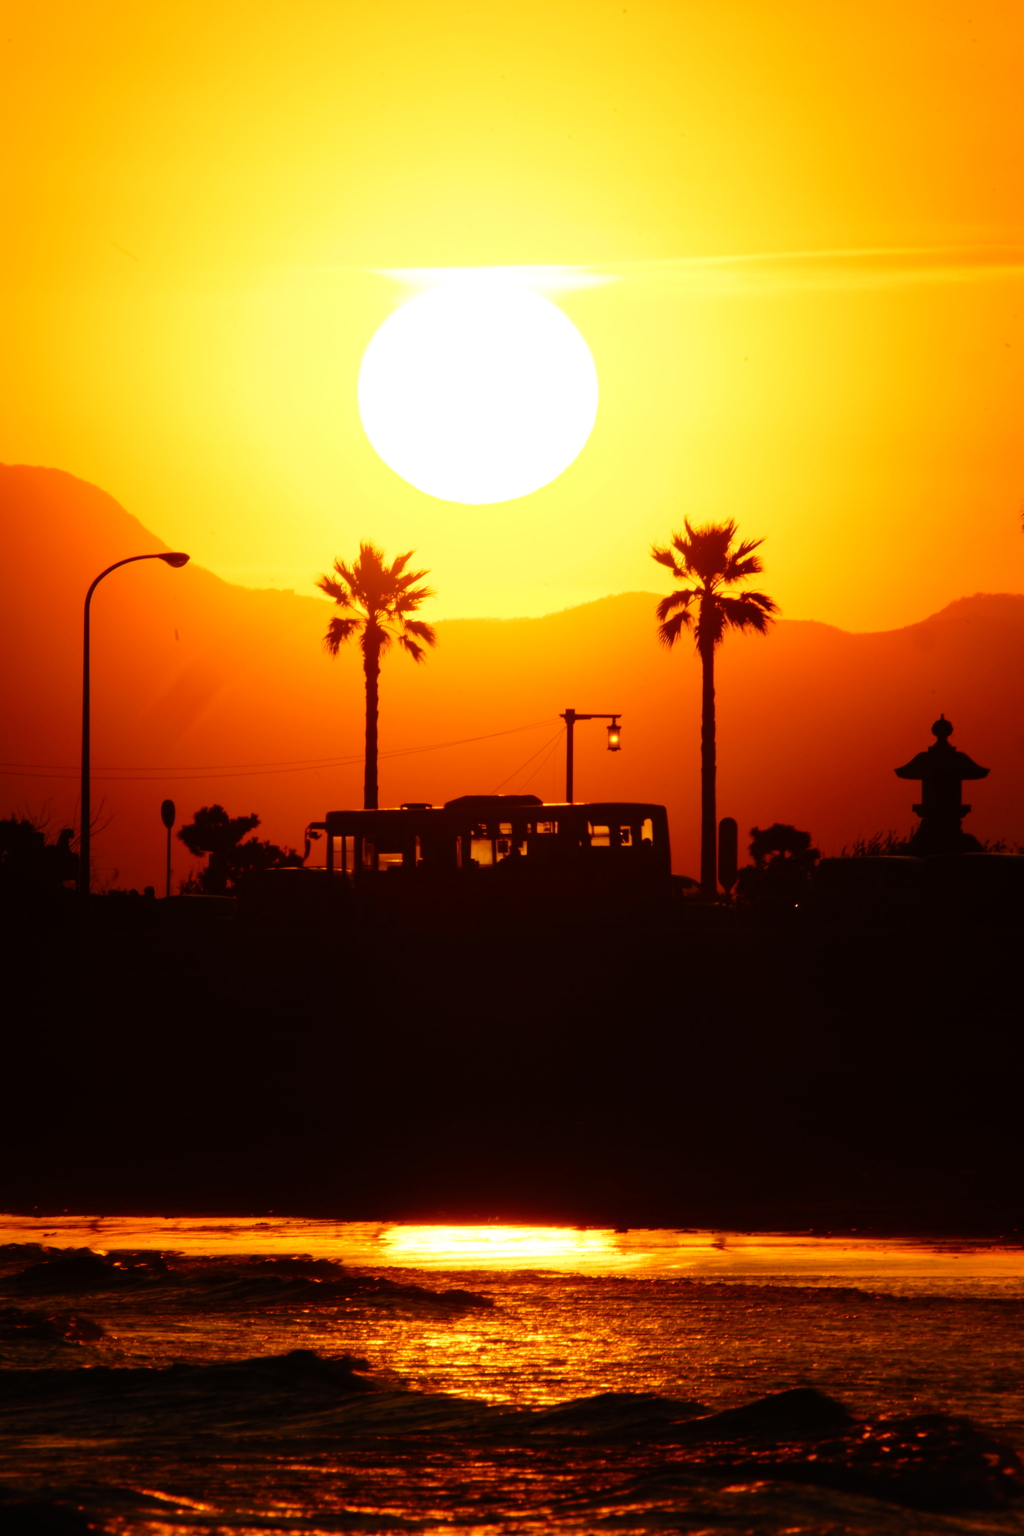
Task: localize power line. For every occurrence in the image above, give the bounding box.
[492,727,564,793]
[519,731,567,794]
[0,718,557,782]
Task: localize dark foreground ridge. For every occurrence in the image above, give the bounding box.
[5,891,1024,1233]
[0,1353,1020,1517]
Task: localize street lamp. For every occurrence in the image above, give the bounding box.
[79,552,190,897]
[559,708,623,803]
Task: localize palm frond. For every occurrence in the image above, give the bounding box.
[684,515,738,543]
[398,633,427,662]
[315,574,354,607]
[657,610,694,648]
[349,543,388,607]
[723,551,765,583]
[718,593,778,634]
[356,541,387,571]
[651,543,687,579]
[402,619,438,646]
[391,584,436,612]
[730,536,765,563]
[397,566,431,587]
[323,616,360,655]
[681,520,741,583]
[738,589,779,616]
[655,588,699,623]
[724,557,764,584]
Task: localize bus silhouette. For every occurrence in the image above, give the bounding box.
[243,795,672,927]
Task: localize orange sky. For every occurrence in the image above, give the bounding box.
[2,0,1023,627]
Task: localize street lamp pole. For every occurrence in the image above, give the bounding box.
[559,708,622,803]
[79,552,190,897]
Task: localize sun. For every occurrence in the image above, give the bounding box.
[357,277,599,505]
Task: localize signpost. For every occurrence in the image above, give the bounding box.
[161,799,176,899]
[718,816,739,897]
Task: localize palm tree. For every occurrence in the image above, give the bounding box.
[652,519,777,896]
[316,543,437,810]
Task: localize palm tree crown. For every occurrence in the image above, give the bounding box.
[316,542,437,664]
[652,519,777,650]
[316,543,437,810]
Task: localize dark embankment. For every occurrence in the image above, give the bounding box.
[2,889,1022,1233]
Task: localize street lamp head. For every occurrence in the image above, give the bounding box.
[160,552,190,568]
[606,719,622,752]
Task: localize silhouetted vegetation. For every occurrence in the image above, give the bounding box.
[737,823,819,905]
[841,830,915,857]
[652,520,777,895]
[0,816,77,894]
[316,543,437,810]
[177,805,301,894]
[981,836,1024,854]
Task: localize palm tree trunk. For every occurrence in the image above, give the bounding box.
[699,634,717,896]
[363,644,380,810]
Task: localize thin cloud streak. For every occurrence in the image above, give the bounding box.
[598,245,1024,295]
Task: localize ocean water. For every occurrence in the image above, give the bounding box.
[2,1216,1024,1534]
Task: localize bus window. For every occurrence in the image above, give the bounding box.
[588,823,611,847]
[534,821,558,836]
[377,850,404,873]
[361,839,376,871]
[641,817,654,846]
[470,830,494,866]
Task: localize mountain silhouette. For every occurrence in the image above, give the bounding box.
[2,463,1023,890]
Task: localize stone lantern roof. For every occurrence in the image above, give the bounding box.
[895,715,989,784]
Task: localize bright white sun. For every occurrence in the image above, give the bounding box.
[357,279,599,505]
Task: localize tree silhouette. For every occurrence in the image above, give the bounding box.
[177,805,300,894]
[0,817,77,893]
[738,823,820,905]
[316,543,437,810]
[652,519,777,895]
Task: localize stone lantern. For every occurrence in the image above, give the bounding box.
[894,715,989,855]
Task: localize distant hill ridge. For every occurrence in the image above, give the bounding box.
[2,463,1022,888]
